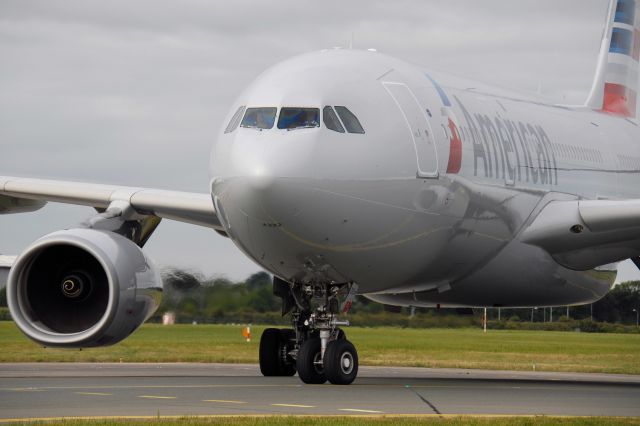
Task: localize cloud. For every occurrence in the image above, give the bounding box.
[2,0,632,282]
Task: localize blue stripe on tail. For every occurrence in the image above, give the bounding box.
[610,27,634,55]
[615,0,636,25]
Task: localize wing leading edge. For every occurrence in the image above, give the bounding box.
[0,176,222,230]
[520,199,640,270]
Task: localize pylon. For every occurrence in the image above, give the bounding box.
[242,326,251,342]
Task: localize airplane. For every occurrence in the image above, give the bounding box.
[2,0,640,385]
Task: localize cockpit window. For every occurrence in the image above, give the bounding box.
[334,106,365,134]
[277,108,320,130]
[224,106,245,134]
[323,106,345,133]
[241,107,277,129]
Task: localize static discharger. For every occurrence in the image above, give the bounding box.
[242,326,251,342]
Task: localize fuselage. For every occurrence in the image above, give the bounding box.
[209,49,640,308]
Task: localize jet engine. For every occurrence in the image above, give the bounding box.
[7,228,162,348]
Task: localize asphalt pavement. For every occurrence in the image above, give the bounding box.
[1,363,639,421]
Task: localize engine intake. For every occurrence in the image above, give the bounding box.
[7,229,162,348]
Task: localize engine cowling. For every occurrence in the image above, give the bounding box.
[7,228,162,348]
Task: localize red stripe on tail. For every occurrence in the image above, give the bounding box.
[602,82,637,117]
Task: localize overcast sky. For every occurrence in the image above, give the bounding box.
[1,0,638,283]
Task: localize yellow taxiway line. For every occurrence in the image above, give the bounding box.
[271,403,316,408]
[203,399,247,404]
[75,392,113,396]
[137,395,177,400]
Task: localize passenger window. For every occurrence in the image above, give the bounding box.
[335,106,365,134]
[323,106,345,133]
[224,106,245,134]
[241,107,277,129]
[277,107,320,130]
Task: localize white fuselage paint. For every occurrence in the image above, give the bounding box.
[209,49,639,308]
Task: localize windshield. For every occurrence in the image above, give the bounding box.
[224,106,245,134]
[241,107,277,129]
[323,106,345,133]
[334,106,364,134]
[277,108,320,130]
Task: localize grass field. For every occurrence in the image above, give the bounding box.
[4,416,640,426]
[2,322,640,374]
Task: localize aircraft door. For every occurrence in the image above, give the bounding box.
[382,82,439,178]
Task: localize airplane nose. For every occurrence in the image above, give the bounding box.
[210,129,337,278]
[212,172,350,283]
[212,167,458,293]
[209,112,455,291]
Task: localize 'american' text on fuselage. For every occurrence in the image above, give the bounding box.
[454,96,558,186]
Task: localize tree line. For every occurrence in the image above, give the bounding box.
[1,269,638,331]
[150,269,640,331]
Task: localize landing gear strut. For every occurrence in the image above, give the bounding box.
[258,278,359,385]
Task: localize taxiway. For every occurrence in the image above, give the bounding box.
[1,363,639,421]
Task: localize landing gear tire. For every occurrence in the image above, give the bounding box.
[259,328,281,376]
[296,338,327,384]
[259,328,296,376]
[278,329,297,376]
[324,339,358,385]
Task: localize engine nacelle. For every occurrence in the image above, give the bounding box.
[7,229,162,348]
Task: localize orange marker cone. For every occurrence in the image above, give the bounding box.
[242,326,251,342]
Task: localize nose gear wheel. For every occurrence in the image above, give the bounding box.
[296,338,326,384]
[259,328,296,376]
[323,338,358,384]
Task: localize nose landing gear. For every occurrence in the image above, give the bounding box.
[258,278,359,385]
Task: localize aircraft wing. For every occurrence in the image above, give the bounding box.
[0,176,222,230]
[520,199,640,270]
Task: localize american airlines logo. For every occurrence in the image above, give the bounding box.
[454,96,558,186]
